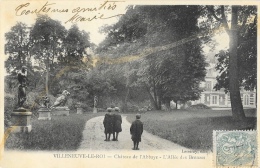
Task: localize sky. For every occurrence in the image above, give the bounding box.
[1,1,230,61]
[1,1,128,45]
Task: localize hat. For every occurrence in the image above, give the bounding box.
[107,107,112,112]
[136,113,141,119]
[115,107,120,112]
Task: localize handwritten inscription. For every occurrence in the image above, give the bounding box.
[15,1,125,23]
[15,2,68,16]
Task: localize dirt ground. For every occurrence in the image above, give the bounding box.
[78,116,187,151]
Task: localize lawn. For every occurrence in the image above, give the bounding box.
[4,113,104,151]
[126,108,256,151]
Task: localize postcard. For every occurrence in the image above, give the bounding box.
[0,0,258,168]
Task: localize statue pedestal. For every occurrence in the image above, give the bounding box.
[77,107,83,114]
[52,106,70,116]
[10,108,32,133]
[38,107,51,120]
[93,107,97,113]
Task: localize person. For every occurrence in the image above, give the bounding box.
[17,66,27,108]
[112,107,122,141]
[103,107,114,141]
[110,105,115,112]
[130,114,143,150]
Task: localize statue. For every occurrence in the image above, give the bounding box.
[41,95,50,108]
[93,95,98,113]
[17,66,27,108]
[11,66,32,132]
[51,90,70,108]
[94,95,98,107]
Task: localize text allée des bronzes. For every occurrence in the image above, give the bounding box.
[15,1,125,23]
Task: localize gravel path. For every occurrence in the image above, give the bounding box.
[78,116,188,151]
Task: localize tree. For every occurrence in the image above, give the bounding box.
[62,25,91,65]
[160,40,207,109]
[206,6,257,120]
[30,15,67,95]
[214,15,257,92]
[97,6,207,110]
[5,22,31,73]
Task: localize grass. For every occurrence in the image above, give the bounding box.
[126,109,256,151]
[5,113,104,151]
[5,109,256,151]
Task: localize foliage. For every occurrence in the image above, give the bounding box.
[214,15,257,92]
[204,5,257,120]
[187,103,211,110]
[97,5,207,110]
[62,25,91,65]
[5,22,31,73]
[4,15,94,115]
[30,15,67,68]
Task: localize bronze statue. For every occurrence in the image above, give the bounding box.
[41,95,50,108]
[51,90,70,108]
[17,66,27,108]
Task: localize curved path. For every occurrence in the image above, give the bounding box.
[78,116,188,151]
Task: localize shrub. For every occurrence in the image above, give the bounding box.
[188,103,211,110]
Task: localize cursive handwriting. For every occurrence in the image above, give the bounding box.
[15,1,125,23]
[15,2,68,16]
[65,13,123,24]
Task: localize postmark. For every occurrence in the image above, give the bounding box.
[213,130,257,167]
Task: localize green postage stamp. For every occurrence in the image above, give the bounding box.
[213,130,257,168]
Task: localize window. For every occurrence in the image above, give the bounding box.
[212,95,218,105]
[250,94,255,105]
[206,81,211,89]
[244,94,249,106]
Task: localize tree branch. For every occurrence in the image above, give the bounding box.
[220,6,230,35]
[206,6,230,35]
[206,6,222,22]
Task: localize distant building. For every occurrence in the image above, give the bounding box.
[192,64,256,108]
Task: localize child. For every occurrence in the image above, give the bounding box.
[112,107,122,141]
[103,107,114,141]
[130,114,143,150]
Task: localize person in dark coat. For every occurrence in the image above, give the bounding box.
[130,114,143,150]
[103,108,114,141]
[112,107,122,141]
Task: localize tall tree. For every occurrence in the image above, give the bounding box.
[62,25,91,65]
[5,22,31,72]
[214,15,257,92]
[30,15,67,95]
[97,6,207,110]
[206,6,256,120]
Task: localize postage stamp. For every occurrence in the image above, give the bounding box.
[213,130,257,167]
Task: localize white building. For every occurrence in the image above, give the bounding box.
[192,64,256,108]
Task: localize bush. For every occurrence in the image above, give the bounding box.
[4,94,16,128]
[188,103,211,110]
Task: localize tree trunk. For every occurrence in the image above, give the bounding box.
[165,99,171,111]
[46,53,49,96]
[229,6,245,120]
[122,87,130,112]
[145,85,158,110]
[152,78,158,108]
[157,94,162,110]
